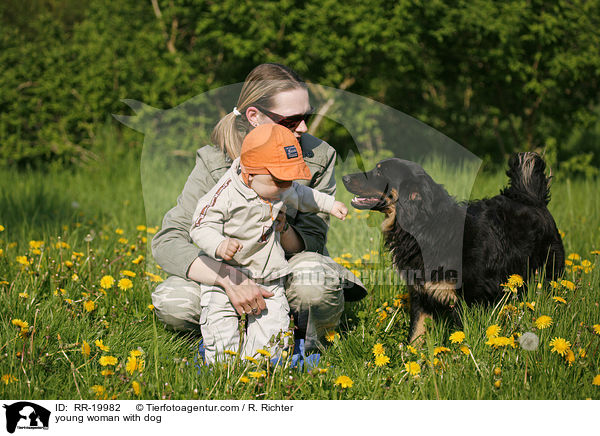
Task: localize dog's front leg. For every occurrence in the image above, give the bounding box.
[407,286,432,344]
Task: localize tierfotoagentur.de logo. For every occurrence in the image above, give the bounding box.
[2,402,51,434]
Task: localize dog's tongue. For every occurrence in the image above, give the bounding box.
[351,196,380,209]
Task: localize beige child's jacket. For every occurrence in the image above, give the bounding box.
[190,158,335,282]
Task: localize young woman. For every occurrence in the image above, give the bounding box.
[151,63,366,351]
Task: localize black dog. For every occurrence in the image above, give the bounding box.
[343,152,564,342]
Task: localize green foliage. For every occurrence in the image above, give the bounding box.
[1,0,599,171]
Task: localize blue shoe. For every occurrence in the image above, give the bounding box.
[194,339,206,373]
[290,339,321,371]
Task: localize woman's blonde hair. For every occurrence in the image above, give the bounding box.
[211,63,307,159]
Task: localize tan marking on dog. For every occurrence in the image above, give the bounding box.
[409,311,432,344]
[423,282,459,306]
[381,188,398,233]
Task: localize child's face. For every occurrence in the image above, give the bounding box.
[248,174,293,200]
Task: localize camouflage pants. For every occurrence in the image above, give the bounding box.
[151,252,345,350]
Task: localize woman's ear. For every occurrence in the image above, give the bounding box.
[245,107,260,127]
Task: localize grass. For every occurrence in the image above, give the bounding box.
[1,146,599,400]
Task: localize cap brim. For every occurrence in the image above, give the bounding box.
[268,161,312,181]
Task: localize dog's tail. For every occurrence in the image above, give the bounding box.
[501,152,552,206]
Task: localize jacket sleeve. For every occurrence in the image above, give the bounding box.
[151,151,217,278]
[289,145,337,254]
[292,182,336,215]
[189,188,229,259]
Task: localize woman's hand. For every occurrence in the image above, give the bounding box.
[217,266,274,316]
[187,256,273,316]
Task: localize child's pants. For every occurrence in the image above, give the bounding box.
[199,280,290,364]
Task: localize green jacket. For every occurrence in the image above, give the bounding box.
[152,133,336,279]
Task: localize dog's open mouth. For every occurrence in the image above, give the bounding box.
[351,196,383,209]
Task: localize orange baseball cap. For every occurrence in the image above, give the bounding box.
[240,124,312,181]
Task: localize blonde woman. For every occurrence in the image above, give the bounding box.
[151,63,366,354]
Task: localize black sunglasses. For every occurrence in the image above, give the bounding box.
[254,105,314,130]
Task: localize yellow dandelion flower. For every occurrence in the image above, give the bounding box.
[334,375,354,388]
[350,269,361,278]
[552,296,566,304]
[493,367,502,376]
[256,349,271,358]
[433,346,450,356]
[0,280,8,285]
[362,254,371,261]
[16,256,31,266]
[592,324,600,335]
[100,275,115,289]
[549,337,571,356]
[82,341,91,357]
[71,273,79,282]
[126,356,138,375]
[407,345,418,355]
[525,301,536,311]
[118,278,133,290]
[592,375,600,386]
[91,385,105,396]
[565,349,575,365]
[147,304,155,311]
[405,361,421,376]
[95,339,109,352]
[535,315,553,329]
[11,319,28,330]
[248,370,266,378]
[578,348,587,358]
[486,324,501,339]
[590,250,600,255]
[507,274,524,288]
[99,356,118,366]
[223,350,238,357]
[101,369,114,376]
[144,272,163,283]
[136,225,147,232]
[0,225,4,231]
[115,228,124,235]
[19,292,29,299]
[132,255,144,264]
[325,331,339,343]
[459,345,471,355]
[244,356,258,364]
[494,380,502,388]
[0,249,4,257]
[372,343,385,356]
[341,253,352,259]
[333,257,343,264]
[449,331,465,344]
[374,354,390,367]
[64,298,73,304]
[121,270,136,277]
[132,381,141,395]
[32,249,41,255]
[146,226,158,234]
[84,300,95,312]
[485,336,514,348]
[378,311,388,321]
[118,237,128,245]
[2,374,17,384]
[239,376,250,384]
[28,240,44,249]
[560,279,576,291]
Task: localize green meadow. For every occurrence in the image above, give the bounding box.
[1,139,599,400]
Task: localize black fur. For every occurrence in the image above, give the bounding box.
[343,152,564,342]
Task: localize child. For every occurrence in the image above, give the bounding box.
[190,124,347,364]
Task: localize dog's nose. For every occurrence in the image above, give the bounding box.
[342,175,351,186]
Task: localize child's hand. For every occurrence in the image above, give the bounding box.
[330,201,348,220]
[216,238,242,260]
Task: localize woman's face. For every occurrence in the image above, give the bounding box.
[248,88,311,139]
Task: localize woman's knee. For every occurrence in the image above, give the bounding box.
[151,276,202,332]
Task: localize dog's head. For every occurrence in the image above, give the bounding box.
[342,158,443,232]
